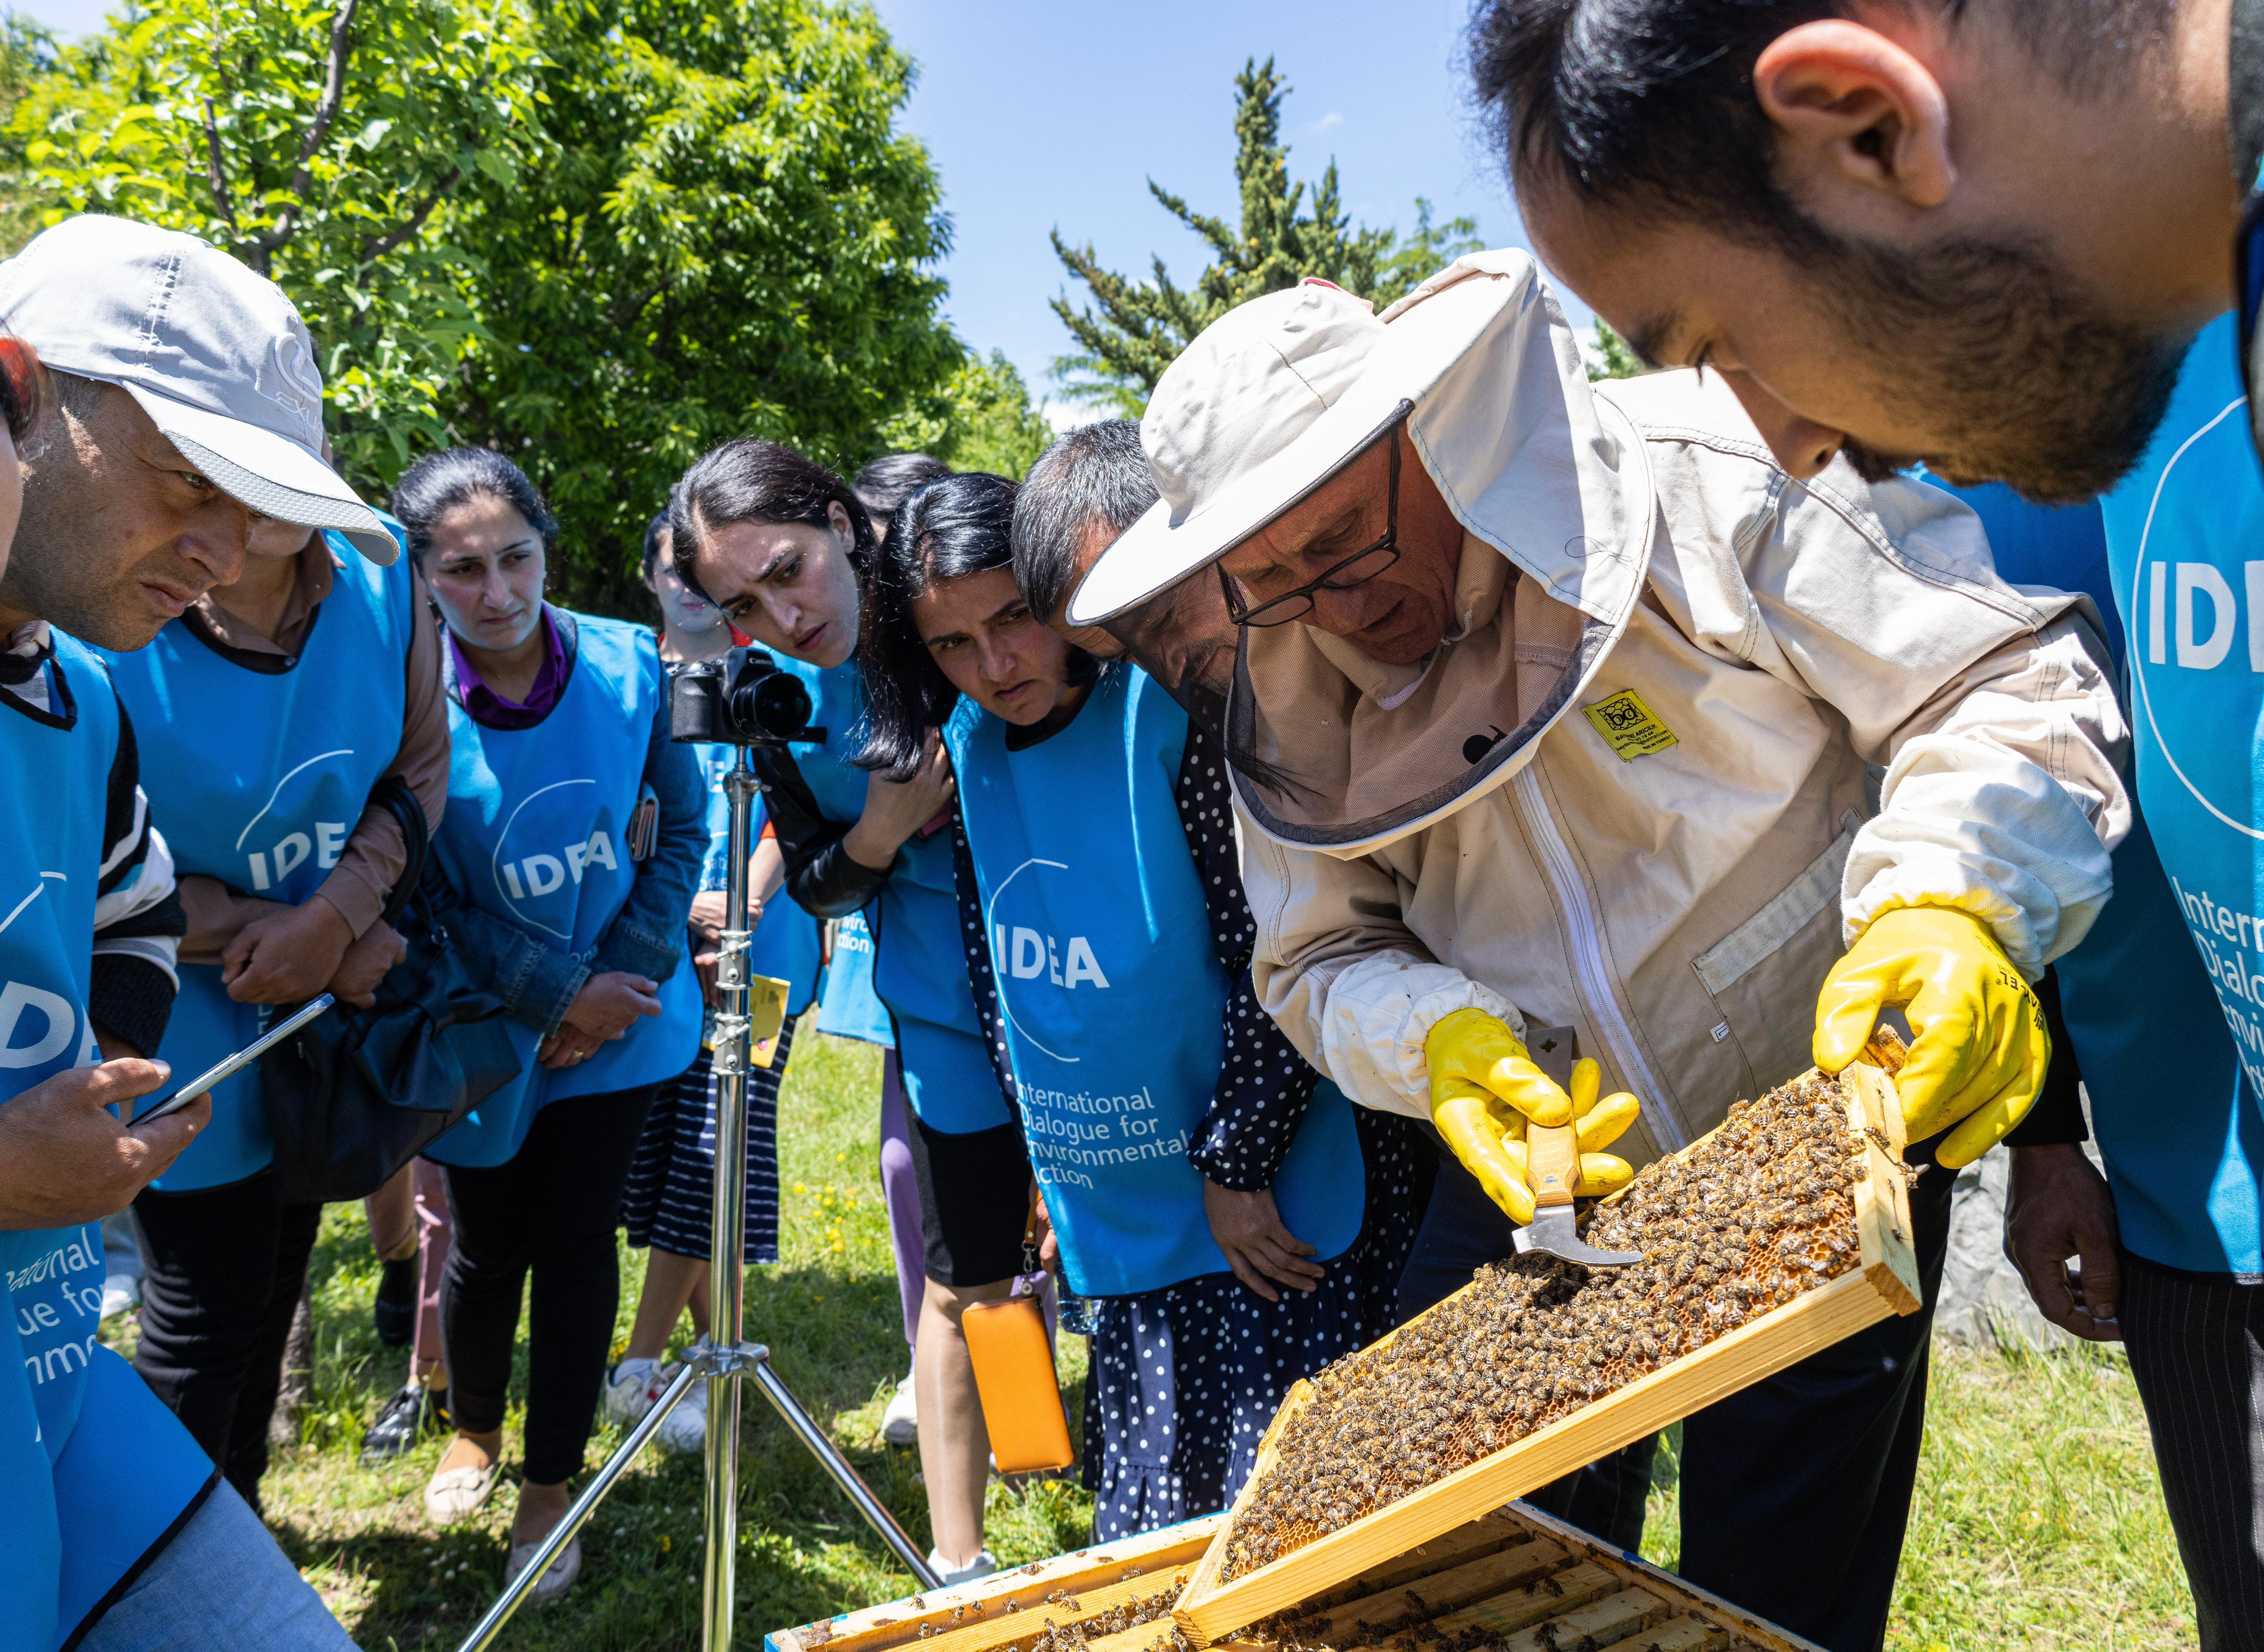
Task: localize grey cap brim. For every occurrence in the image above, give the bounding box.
[124,383,397,565]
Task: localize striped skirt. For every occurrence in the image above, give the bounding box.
[620,1013,796,1264]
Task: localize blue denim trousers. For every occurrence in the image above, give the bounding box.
[77,1478,355,1651]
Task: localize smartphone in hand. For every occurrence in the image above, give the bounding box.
[131,995,335,1126]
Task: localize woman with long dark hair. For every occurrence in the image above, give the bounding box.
[858,472,1422,1538]
[397,451,706,1602]
[670,440,1019,1583]
[608,510,824,1456]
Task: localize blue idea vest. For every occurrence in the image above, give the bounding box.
[1932,476,2255,1276]
[0,638,213,1649]
[2093,312,2264,1276]
[816,908,891,1045]
[773,655,1003,1132]
[946,665,1365,1297]
[426,614,701,1165]
[101,545,416,1189]
[694,742,821,1017]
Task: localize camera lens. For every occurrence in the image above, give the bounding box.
[749,671,813,741]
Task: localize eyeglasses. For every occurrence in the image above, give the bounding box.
[1215,430,1402,628]
[0,334,51,446]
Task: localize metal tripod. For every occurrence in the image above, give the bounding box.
[459,747,942,1651]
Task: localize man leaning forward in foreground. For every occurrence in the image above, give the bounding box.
[0,213,379,1649]
[1061,251,2128,1651]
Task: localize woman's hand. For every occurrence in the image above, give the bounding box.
[687,891,762,1007]
[326,918,407,1008]
[1030,1184,1059,1271]
[842,735,956,871]
[223,896,354,1004]
[539,971,661,1068]
[1202,1179,1325,1303]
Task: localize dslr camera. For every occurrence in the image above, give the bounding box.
[669,646,822,747]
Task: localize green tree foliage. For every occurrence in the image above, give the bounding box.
[1049,57,1482,416]
[879,348,1054,482]
[0,16,58,252]
[11,0,1036,615]
[1585,319,1644,381]
[14,0,547,480]
[448,0,970,612]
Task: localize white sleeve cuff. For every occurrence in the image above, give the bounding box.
[1317,951,1523,1119]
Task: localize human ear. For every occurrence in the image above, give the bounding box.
[1753,19,1955,212]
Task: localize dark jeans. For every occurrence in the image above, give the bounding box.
[439,1084,655,1485]
[2119,1252,2264,1652]
[132,1172,324,1508]
[1397,1121,1957,1651]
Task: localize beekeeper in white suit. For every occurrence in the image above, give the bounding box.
[1065,250,2127,1649]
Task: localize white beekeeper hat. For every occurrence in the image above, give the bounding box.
[1069,254,1647,628]
[0,214,396,564]
[1067,276,1406,625]
[1071,250,1658,856]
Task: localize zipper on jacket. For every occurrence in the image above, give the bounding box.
[1509,764,1687,1151]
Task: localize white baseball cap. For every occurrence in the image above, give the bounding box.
[0,214,396,564]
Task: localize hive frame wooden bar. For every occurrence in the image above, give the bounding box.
[1171,1059,1917,1646]
[1498,1501,1828,1652]
[767,1517,1219,1652]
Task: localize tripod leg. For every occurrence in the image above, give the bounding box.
[748,1350,942,1588]
[456,1361,701,1652]
[703,1358,743,1643]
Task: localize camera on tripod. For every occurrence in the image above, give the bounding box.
[669,646,823,747]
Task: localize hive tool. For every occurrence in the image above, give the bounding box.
[1512,1025,1641,1269]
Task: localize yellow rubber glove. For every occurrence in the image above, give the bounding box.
[1425,1009,1639,1224]
[1812,905,2050,1170]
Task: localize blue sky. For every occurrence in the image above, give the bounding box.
[870,0,1586,415]
[12,0,1585,412]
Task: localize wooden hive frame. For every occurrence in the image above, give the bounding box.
[764,1517,1219,1652]
[1170,1051,1919,1646]
[766,1497,1831,1652]
[1208,1499,1832,1652]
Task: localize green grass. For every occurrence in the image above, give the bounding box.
[112,1034,2198,1649]
[1639,1335,2197,1649]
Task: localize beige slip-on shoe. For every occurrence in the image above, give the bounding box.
[506,1534,582,1604]
[423,1453,499,1526]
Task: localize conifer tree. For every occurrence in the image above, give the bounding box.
[1049,57,1480,415]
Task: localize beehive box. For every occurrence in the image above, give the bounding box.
[762,1500,1827,1652]
[1171,1046,1918,1644]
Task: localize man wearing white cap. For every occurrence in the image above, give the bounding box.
[1067,252,2128,1649]
[0,214,367,1648]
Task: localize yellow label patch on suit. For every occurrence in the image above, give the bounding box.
[1582,690,1679,761]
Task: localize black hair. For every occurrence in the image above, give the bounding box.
[390,447,557,564]
[1469,0,2174,250]
[854,472,1022,778]
[854,452,952,532]
[1011,420,1157,625]
[669,437,876,601]
[640,508,672,582]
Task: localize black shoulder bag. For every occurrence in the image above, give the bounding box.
[261,778,520,1202]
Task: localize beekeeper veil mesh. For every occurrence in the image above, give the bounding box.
[1088,254,1657,855]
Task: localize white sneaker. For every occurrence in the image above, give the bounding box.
[656,1373,706,1456]
[928,1547,997,1587]
[880,1371,918,1446]
[604,1357,666,1427]
[100,1273,139,1318]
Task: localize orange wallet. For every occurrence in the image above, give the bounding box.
[960,1195,1074,1474]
